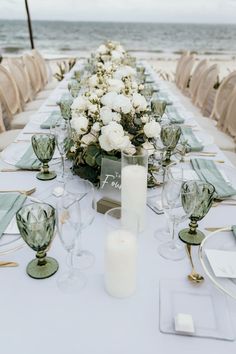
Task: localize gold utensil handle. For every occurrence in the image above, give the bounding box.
[0,261,18,267]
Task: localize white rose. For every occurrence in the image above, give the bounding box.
[71,96,87,112]
[112,112,121,123]
[97,44,107,54]
[111,50,124,61]
[142,141,155,156]
[95,89,104,97]
[107,79,124,93]
[88,74,98,88]
[114,66,136,80]
[71,115,89,135]
[91,122,101,133]
[89,93,98,102]
[100,106,114,125]
[99,134,113,152]
[81,133,97,146]
[101,92,118,109]
[87,103,98,114]
[144,120,161,138]
[101,121,124,136]
[113,94,133,114]
[131,81,138,90]
[141,114,149,123]
[132,93,147,113]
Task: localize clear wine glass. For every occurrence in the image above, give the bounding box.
[158,170,197,261]
[56,194,86,292]
[65,178,96,269]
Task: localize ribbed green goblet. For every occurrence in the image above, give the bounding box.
[31,134,57,181]
[16,203,59,279]
[58,95,73,120]
[179,181,215,246]
[68,79,81,98]
[160,124,182,166]
[151,99,167,119]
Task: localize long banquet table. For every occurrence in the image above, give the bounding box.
[1,60,236,354]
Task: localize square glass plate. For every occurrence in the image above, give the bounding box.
[159,278,235,341]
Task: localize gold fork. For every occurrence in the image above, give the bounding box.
[0,261,18,267]
[0,187,36,196]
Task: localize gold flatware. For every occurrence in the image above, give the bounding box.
[205,227,231,232]
[213,201,236,207]
[186,244,204,284]
[184,159,225,164]
[0,187,36,196]
[186,152,217,157]
[0,168,40,172]
[0,261,18,267]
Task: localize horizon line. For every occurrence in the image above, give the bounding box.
[0,18,236,25]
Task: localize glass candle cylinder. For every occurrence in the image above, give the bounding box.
[121,151,148,232]
[104,207,138,298]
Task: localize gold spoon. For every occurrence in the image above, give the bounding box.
[0,261,18,267]
[186,244,204,284]
[0,187,36,196]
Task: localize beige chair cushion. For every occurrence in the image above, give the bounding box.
[10,111,33,129]
[0,129,21,151]
[24,99,44,111]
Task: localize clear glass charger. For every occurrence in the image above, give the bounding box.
[199,227,236,301]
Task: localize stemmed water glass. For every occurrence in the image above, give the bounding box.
[151,99,167,121]
[16,203,59,279]
[158,169,197,261]
[56,194,86,292]
[65,178,96,269]
[31,134,57,181]
[160,124,182,166]
[51,118,69,184]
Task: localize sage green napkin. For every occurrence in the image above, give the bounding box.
[0,193,26,238]
[191,158,236,199]
[181,127,203,152]
[40,111,61,129]
[15,145,41,170]
[166,106,185,124]
[157,92,172,105]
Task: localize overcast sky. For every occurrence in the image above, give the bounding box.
[1,0,236,23]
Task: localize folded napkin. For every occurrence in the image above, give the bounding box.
[181,127,203,152]
[191,158,236,199]
[0,193,26,238]
[166,106,185,124]
[40,111,61,129]
[15,145,41,170]
[157,92,172,105]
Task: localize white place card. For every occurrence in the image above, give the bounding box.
[205,249,236,278]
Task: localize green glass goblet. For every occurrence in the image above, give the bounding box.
[160,124,182,166]
[68,79,81,98]
[16,203,59,279]
[179,181,215,246]
[31,134,57,181]
[151,99,167,120]
[57,95,73,121]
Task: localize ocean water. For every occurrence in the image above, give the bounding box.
[1,20,236,58]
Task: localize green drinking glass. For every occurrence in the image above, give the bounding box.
[68,79,81,98]
[179,181,215,246]
[16,203,59,279]
[140,84,154,102]
[160,124,182,166]
[31,134,57,181]
[151,99,167,119]
[58,95,73,120]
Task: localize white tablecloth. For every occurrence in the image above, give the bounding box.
[0,60,236,354]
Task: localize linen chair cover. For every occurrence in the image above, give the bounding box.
[0,64,22,119]
[31,49,48,87]
[0,103,21,152]
[0,101,6,133]
[211,71,236,128]
[179,54,195,91]
[190,59,209,101]
[7,58,33,104]
[223,88,236,142]
[175,51,189,87]
[23,54,42,94]
[195,64,219,110]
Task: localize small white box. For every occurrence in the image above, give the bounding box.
[174,313,195,334]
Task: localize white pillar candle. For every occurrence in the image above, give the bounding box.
[105,229,137,298]
[121,165,147,232]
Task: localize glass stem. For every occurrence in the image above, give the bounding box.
[75,230,83,257]
[61,154,65,179]
[170,219,176,249]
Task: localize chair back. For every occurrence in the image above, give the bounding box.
[0,102,6,133]
[31,49,48,86]
[190,59,208,101]
[195,64,219,109]
[223,88,236,140]
[7,58,33,104]
[0,64,22,118]
[175,51,189,87]
[211,71,236,127]
[23,54,42,94]
[179,54,195,91]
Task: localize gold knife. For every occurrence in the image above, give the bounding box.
[205,227,232,232]
[0,261,18,267]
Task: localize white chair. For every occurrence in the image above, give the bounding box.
[190,59,208,101]
[179,54,195,92]
[0,64,33,129]
[211,71,236,129]
[0,103,21,152]
[31,49,57,90]
[175,51,189,88]
[195,64,219,112]
[223,88,236,142]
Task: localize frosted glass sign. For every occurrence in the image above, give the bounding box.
[100,158,121,201]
